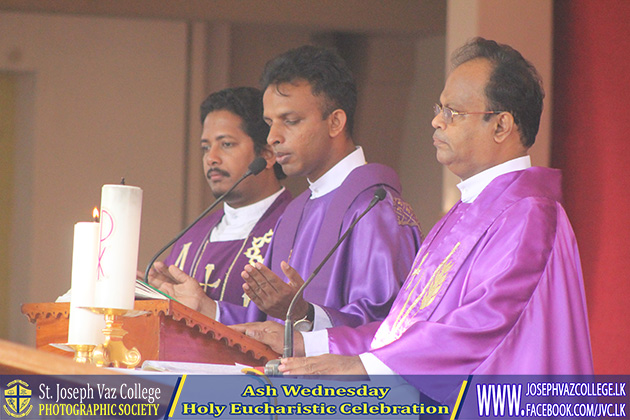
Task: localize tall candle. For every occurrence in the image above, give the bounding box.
[68,218,104,345]
[96,184,143,310]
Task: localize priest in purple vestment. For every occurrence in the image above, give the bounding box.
[220,45,423,330]
[147,87,291,310]
[234,38,593,398]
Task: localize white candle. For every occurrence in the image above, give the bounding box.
[68,219,104,345]
[96,184,143,310]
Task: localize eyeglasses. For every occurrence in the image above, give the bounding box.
[433,103,504,124]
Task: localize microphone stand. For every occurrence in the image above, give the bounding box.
[265,187,387,375]
[142,156,267,284]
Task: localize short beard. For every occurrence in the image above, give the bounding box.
[210,185,242,204]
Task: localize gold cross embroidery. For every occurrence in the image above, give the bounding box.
[244,229,274,265]
[392,242,461,333]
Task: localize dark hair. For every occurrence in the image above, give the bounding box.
[200,87,285,179]
[452,37,544,148]
[260,45,357,136]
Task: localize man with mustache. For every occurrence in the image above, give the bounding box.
[235,38,593,390]
[153,46,422,329]
[147,87,291,310]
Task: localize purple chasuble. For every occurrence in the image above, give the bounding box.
[163,190,291,307]
[219,163,423,327]
[328,167,593,400]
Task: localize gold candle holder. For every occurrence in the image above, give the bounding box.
[68,344,96,364]
[88,307,146,369]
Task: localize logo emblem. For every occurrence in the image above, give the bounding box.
[4,380,33,418]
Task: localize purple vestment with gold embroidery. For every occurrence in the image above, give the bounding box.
[328,167,593,397]
[163,190,291,307]
[219,164,423,327]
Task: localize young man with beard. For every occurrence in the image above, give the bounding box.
[152,46,422,330]
[147,87,291,311]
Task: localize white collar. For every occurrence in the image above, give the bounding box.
[222,187,285,223]
[210,187,285,241]
[457,156,531,203]
[308,146,366,199]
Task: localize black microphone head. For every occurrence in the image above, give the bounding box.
[374,187,387,202]
[248,156,268,176]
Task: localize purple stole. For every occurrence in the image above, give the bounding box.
[372,168,562,346]
[327,166,592,402]
[270,163,401,308]
[219,162,422,326]
[163,189,291,307]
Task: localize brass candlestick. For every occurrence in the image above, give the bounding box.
[88,307,145,369]
[68,344,96,364]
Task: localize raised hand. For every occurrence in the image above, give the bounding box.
[241,261,309,320]
[146,262,217,319]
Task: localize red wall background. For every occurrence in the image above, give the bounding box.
[552,0,630,374]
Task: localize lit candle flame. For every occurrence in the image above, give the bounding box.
[92,207,100,223]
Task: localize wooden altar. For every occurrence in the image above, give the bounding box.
[21,300,279,368]
[0,338,121,375]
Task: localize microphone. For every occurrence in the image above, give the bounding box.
[143,156,267,283]
[264,187,388,375]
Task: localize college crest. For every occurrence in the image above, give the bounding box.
[3,379,33,418]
